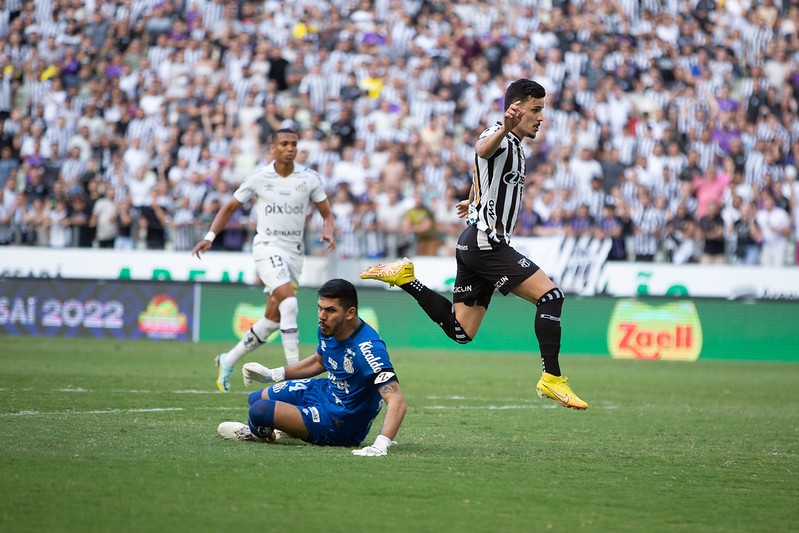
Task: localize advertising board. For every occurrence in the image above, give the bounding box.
[0,278,194,341]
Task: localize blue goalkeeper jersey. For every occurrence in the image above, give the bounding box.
[315,319,397,440]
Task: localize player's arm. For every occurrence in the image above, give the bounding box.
[375,380,407,442]
[456,185,474,218]
[284,352,325,379]
[474,100,523,159]
[242,353,325,386]
[353,369,406,457]
[313,198,336,251]
[192,196,243,258]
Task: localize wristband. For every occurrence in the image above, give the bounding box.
[203,231,216,242]
[374,434,392,452]
[273,366,286,382]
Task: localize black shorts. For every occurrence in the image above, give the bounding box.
[453,225,540,309]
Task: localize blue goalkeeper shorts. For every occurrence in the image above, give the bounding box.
[264,379,364,447]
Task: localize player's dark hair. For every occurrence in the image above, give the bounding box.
[503,79,546,111]
[318,278,358,311]
[271,128,298,143]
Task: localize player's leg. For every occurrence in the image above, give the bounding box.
[360,228,486,344]
[218,398,309,442]
[255,245,302,365]
[215,308,279,393]
[269,283,301,365]
[511,270,561,374]
[247,398,310,440]
[360,257,478,344]
[511,270,588,410]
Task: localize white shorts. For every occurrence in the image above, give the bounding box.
[252,243,304,294]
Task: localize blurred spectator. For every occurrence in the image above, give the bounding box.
[89,185,119,248]
[377,187,411,259]
[568,204,595,238]
[631,189,663,262]
[355,198,383,260]
[784,167,799,264]
[24,196,49,246]
[114,194,135,250]
[0,188,12,245]
[597,204,627,261]
[67,194,93,248]
[733,201,763,265]
[331,186,358,259]
[402,190,440,257]
[48,199,70,249]
[698,201,726,264]
[0,146,19,187]
[756,191,791,267]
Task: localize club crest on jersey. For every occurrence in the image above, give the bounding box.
[518,257,531,268]
[296,182,308,192]
[344,351,355,373]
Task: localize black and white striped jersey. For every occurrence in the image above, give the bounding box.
[472,123,526,244]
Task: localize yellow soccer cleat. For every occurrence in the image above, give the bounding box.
[359,257,416,287]
[536,372,588,410]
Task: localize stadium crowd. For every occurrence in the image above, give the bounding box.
[1,0,798,266]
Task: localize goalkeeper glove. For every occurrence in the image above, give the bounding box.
[242,363,285,386]
[352,435,393,457]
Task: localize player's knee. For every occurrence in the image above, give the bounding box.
[249,398,276,428]
[536,287,564,319]
[278,296,299,328]
[451,318,472,344]
[248,389,264,406]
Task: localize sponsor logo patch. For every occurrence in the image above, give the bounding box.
[359,341,383,373]
[374,371,396,385]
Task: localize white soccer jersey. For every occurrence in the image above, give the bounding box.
[234,162,328,251]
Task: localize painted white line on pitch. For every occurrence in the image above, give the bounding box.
[1,406,242,417]
[425,404,559,410]
[0,387,250,394]
[425,402,617,410]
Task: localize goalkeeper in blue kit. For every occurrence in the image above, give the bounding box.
[217,279,407,456]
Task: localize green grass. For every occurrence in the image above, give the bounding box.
[1,336,797,533]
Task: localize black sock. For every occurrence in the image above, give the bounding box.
[401,280,472,344]
[535,288,564,376]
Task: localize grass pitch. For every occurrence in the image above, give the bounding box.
[1,336,797,532]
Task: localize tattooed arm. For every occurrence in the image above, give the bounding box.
[376,380,407,442]
[352,378,408,457]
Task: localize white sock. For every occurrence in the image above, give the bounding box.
[222,317,279,366]
[278,297,300,365]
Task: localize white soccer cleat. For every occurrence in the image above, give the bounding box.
[217,421,274,442]
[215,354,233,393]
[218,422,249,440]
